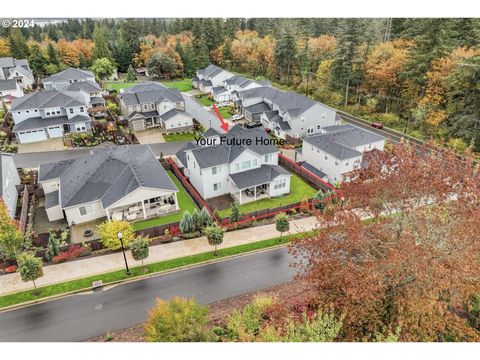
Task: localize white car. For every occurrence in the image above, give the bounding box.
[232,114,244,121]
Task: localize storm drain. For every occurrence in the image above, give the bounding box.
[92,280,104,292]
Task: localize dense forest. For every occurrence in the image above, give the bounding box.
[1,18,479,152]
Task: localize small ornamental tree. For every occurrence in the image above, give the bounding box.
[144,297,210,342]
[179,210,195,234]
[0,200,24,260]
[230,201,242,223]
[46,230,61,261]
[17,253,43,290]
[90,57,115,80]
[126,64,137,82]
[204,224,224,256]
[130,236,150,270]
[313,191,326,210]
[274,212,290,241]
[299,197,311,214]
[191,208,202,232]
[98,220,135,250]
[199,207,213,228]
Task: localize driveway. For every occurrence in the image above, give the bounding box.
[134,129,165,144]
[17,138,65,154]
[183,93,226,133]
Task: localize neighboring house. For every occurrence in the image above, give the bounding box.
[195,64,233,89]
[0,153,21,218]
[208,75,270,103]
[298,124,386,184]
[236,86,340,140]
[0,79,24,107]
[119,82,193,132]
[42,67,105,110]
[0,57,34,89]
[10,90,92,144]
[175,126,291,204]
[38,145,179,225]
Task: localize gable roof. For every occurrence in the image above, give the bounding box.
[119,82,183,107]
[10,90,86,111]
[39,145,177,209]
[0,79,18,91]
[0,57,30,78]
[42,67,95,84]
[64,80,101,93]
[198,64,224,77]
[229,164,290,189]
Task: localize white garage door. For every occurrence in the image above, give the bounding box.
[18,129,47,143]
[48,126,63,138]
[132,120,145,131]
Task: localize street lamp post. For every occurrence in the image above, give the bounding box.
[117,232,130,275]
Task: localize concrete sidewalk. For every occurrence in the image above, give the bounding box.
[0,216,319,296]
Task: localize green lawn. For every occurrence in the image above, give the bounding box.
[217,105,235,119]
[161,78,194,92]
[132,171,198,231]
[105,82,138,91]
[218,173,318,217]
[196,94,213,107]
[163,132,198,142]
[0,234,300,309]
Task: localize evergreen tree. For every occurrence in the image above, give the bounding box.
[179,210,195,234]
[45,230,60,262]
[28,45,47,77]
[113,41,133,73]
[78,52,89,69]
[191,208,202,232]
[230,201,242,223]
[92,24,112,61]
[120,19,141,64]
[126,64,137,82]
[8,28,29,59]
[274,25,298,83]
[47,43,59,65]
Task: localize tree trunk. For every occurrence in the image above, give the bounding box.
[214,245,217,256]
[344,80,350,108]
[33,280,36,289]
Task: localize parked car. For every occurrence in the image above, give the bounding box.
[94,112,107,119]
[231,114,244,121]
[371,122,384,129]
[243,122,263,129]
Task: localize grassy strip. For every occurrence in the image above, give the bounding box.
[105,82,138,91]
[132,171,198,231]
[161,79,194,92]
[0,233,303,309]
[163,132,197,142]
[196,94,213,107]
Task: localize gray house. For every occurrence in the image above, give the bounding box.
[0,153,21,218]
[0,57,34,89]
[119,82,193,132]
[237,86,339,140]
[10,90,92,143]
[38,145,179,225]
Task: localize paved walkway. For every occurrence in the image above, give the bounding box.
[0,216,319,296]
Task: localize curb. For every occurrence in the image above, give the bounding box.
[0,242,290,313]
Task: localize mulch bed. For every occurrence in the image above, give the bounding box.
[86,280,312,342]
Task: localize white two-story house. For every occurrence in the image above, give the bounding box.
[10,90,92,144]
[236,86,340,140]
[193,64,233,93]
[0,57,34,89]
[119,82,193,132]
[298,124,386,184]
[42,68,105,110]
[175,126,291,204]
[38,145,179,225]
[0,153,21,219]
[0,79,24,107]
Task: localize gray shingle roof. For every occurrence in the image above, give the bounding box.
[120,82,183,107]
[42,67,94,83]
[161,108,190,121]
[198,64,224,77]
[0,79,17,91]
[321,124,386,148]
[212,86,228,95]
[45,190,59,209]
[128,110,159,121]
[200,79,212,87]
[301,162,328,180]
[229,164,290,189]
[175,141,201,167]
[39,145,177,209]
[203,127,221,138]
[10,90,87,111]
[65,80,101,92]
[244,102,272,114]
[12,114,91,132]
[0,57,30,78]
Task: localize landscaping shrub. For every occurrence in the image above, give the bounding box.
[51,244,92,264]
[179,210,195,234]
[167,224,181,236]
[5,265,17,273]
[144,297,211,342]
[181,231,201,239]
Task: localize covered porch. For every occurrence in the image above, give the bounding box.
[106,193,178,222]
[230,181,270,205]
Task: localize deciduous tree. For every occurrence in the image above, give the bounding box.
[98,220,135,250]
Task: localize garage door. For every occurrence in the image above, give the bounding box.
[18,129,47,143]
[132,120,145,131]
[48,126,63,138]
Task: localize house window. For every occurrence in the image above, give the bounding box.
[69,108,74,114]
[325,155,328,160]
[264,154,272,163]
[307,127,314,134]
[177,121,182,127]
[369,144,372,149]
[212,166,218,175]
[128,106,133,112]
[143,104,148,110]
[79,204,93,216]
[252,159,257,167]
[241,160,251,170]
[300,128,304,131]
[335,160,339,166]
[75,123,87,132]
[213,182,221,191]
[80,107,84,112]
[317,125,321,130]
[311,146,314,151]
[185,121,189,126]
[151,103,155,109]
[274,178,286,190]
[345,161,350,166]
[235,163,240,171]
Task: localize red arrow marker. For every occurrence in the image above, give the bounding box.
[212,103,229,132]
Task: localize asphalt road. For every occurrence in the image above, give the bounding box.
[0,247,295,342]
[12,142,188,169]
[183,93,226,133]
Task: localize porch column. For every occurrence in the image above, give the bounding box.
[106,208,111,221]
[174,192,179,210]
[141,201,147,219]
[239,189,242,204]
[254,186,257,201]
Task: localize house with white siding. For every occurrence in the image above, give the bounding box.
[175,126,291,204]
[0,153,21,219]
[0,57,34,89]
[297,124,386,184]
[194,64,233,90]
[236,86,340,140]
[119,82,193,132]
[38,145,179,225]
[0,79,24,107]
[10,90,92,144]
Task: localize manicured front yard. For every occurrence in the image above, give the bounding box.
[105,82,138,91]
[161,78,194,92]
[132,171,198,231]
[217,105,235,120]
[196,94,214,107]
[163,132,198,142]
[218,173,318,217]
